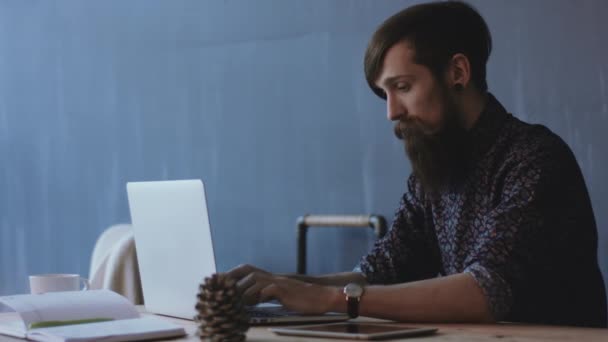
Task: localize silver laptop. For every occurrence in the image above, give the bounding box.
[126,179,348,324]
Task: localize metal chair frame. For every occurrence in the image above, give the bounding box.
[296,214,387,274]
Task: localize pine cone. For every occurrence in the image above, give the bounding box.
[195,273,250,342]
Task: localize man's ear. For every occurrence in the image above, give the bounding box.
[447,53,471,89]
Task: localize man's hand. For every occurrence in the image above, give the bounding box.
[226,264,272,304]
[226,264,342,315]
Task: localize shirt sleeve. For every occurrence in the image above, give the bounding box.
[356,175,441,284]
[463,137,569,321]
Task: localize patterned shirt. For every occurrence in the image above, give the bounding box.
[357,94,607,327]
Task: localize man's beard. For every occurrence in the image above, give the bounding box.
[394,96,471,195]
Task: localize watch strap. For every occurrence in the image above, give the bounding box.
[347,296,360,318]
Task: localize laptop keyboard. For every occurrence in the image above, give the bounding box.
[246,306,298,317]
[247,309,283,318]
[247,304,348,324]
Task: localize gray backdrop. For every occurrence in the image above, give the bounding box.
[1,0,606,310]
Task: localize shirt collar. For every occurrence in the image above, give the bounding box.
[467,92,509,160]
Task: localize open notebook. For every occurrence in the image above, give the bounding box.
[0,290,186,342]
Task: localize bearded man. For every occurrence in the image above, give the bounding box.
[228,1,606,327]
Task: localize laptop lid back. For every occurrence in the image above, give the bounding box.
[127,179,216,319]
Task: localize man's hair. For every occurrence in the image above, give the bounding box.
[364,1,492,99]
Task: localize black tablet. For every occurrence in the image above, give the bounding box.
[270,322,438,340]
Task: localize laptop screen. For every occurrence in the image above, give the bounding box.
[127,179,217,319]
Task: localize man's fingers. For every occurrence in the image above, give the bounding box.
[242,282,268,305]
[238,272,277,305]
[236,271,268,293]
[227,264,272,282]
[226,264,252,281]
[236,273,255,293]
[259,283,281,303]
[225,265,281,305]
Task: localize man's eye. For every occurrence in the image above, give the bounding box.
[396,83,410,91]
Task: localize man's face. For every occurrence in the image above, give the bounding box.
[374,40,448,132]
[374,40,470,193]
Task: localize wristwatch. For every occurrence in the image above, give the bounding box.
[343,283,364,318]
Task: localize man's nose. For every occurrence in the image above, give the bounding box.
[386,94,405,121]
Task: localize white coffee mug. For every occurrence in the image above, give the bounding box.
[29,274,89,294]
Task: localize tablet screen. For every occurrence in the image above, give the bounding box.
[271,322,438,339]
[296,322,420,334]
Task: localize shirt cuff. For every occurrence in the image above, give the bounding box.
[464,263,513,321]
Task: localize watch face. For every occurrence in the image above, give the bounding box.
[344,283,363,297]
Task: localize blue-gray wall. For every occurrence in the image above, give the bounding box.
[1,0,607,303]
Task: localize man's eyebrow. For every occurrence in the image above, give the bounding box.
[377,74,415,88]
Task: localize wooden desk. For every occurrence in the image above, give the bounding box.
[1,307,607,341]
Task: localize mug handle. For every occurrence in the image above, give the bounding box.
[80,277,90,291]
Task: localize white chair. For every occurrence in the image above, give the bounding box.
[89,224,143,304]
